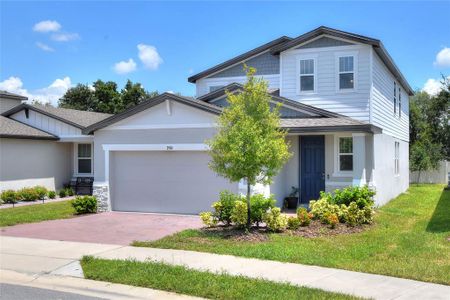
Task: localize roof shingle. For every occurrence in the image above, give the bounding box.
[0,116,57,140]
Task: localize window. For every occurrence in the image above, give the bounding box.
[338,137,353,171]
[299,58,315,92]
[394,82,397,115]
[77,143,92,174]
[394,142,400,175]
[338,56,354,89]
[398,87,401,118]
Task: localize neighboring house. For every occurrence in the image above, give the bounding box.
[0,26,412,214]
[0,99,111,192]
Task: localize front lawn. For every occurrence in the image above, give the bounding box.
[81,256,361,300]
[133,185,450,285]
[0,200,75,227]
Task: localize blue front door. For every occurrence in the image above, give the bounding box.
[300,136,325,204]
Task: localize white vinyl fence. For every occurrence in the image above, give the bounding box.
[410,160,449,184]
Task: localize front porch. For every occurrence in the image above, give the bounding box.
[270,131,375,207]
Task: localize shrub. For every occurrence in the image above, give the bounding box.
[327,186,375,209]
[324,212,339,229]
[71,196,97,214]
[59,189,67,198]
[199,212,218,227]
[66,187,75,197]
[287,216,301,230]
[309,198,340,221]
[231,200,248,227]
[296,207,312,226]
[48,191,56,199]
[17,187,39,201]
[34,186,48,200]
[212,190,240,225]
[1,190,17,204]
[263,207,288,232]
[250,194,276,226]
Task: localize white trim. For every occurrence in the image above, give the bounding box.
[335,51,358,93]
[296,54,318,95]
[333,134,354,177]
[104,123,218,130]
[166,99,171,115]
[284,43,366,55]
[93,181,109,187]
[58,135,93,142]
[102,143,209,152]
[73,142,94,177]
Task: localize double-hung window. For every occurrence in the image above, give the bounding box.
[394,82,397,115]
[398,87,401,118]
[338,137,353,172]
[338,56,355,90]
[394,142,400,175]
[77,143,92,174]
[299,58,315,92]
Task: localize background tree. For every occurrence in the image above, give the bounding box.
[58,79,159,114]
[409,75,448,179]
[207,67,291,228]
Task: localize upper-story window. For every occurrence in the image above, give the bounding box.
[338,56,355,90]
[394,82,397,115]
[298,58,316,93]
[398,87,401,118]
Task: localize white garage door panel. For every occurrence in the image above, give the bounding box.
[110,151,237,214]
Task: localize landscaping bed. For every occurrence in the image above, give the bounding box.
[81,256,361,300]
[133,185,450,285]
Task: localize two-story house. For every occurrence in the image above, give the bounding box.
[1,26,412,214]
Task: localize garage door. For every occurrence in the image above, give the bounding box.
[110,151,238,214]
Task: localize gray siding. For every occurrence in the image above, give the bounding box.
[0,98,22,114]
[296,37,353,49]
[0,138,72,191]
[208,51,279,78]
[211,96,314,118]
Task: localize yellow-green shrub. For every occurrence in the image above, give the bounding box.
[263,207,288,232]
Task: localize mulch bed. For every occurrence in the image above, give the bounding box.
[200,220,370,242]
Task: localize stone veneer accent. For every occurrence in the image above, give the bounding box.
[93,184,110,212]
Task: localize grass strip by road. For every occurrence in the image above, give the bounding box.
[0,200,75,227]
[133,185,450,285]
[81,256,361,300]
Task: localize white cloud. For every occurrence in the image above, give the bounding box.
[0,76,72,106]
[137,44,163,70]
[51,32,80,42]
[422,76,450,96]
[36,42,54,52]
[113,58,137,74]
[33,20,61,33]
[434,47,450,68]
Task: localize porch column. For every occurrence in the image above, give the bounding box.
[352,133,366,186]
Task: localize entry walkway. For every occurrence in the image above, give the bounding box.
[1,236,448,300]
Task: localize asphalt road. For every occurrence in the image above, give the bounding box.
[0,283,105,300]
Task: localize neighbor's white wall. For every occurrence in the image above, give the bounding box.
[196,75,280,97]
[371,52,409,141]
[280,44,372,122]
[11,110,82,137]
[372,133,409,206]
[0,138,72,191]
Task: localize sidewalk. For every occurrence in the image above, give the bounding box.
[1,236,449,300]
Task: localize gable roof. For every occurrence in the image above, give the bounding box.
[0,90,28,101]
[187,36,292,83]
[2,104,112,129]
[83,93,222,134]
[0,116,58,140]
[271,26,414,95]
[197,83,344,118]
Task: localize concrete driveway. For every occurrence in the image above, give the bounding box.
[0,212,203,245]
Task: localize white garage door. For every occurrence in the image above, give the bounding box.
[110,151,237,214]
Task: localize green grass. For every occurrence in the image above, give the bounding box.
[0,200,75,226]
[81,256,361,300]
[133,185,450,285]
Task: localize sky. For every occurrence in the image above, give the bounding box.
[1,1,449,105]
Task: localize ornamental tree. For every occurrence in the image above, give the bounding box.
[207,66,291,228]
